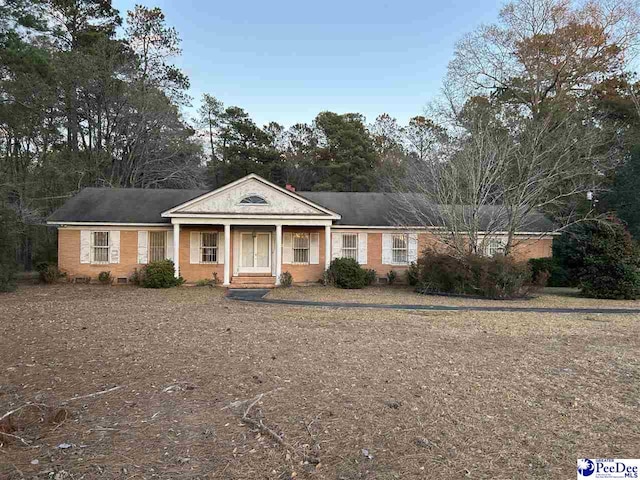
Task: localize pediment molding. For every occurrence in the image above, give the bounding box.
[162,174,340,219]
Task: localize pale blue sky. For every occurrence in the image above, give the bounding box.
[113,0,503,127]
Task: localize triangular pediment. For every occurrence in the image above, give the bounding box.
[163,174,339,218]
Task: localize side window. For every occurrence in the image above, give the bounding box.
[92,231,110,263]
[342,234,358,260]
[292,233,310,263]
[201,232,218,263]
[485,239,505,257]
[392,234,408,264]
[149,231,166,262]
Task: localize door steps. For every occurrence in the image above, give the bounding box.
[230,275,277,289]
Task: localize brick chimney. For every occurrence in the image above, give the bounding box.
[285,183,296,192]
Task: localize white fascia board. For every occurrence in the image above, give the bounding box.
[331,225,433,230]
[168,213,338,220]
[331,225,559,237]
[48,221,169,227]
[172,217,333,226]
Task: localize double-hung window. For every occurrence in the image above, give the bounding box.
[92,231,110,263]
[201,233,218,263]
[392,234,408,264]
[485,239,505,257]
[342,234,358,260]
[293,233,310,263]
[149,231,166,262]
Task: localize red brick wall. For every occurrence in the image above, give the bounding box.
[57,227,554,284]
[58,228,167,281]
[281,226,326,283]
[178,226,225,283]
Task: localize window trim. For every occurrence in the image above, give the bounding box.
[200,232,219,264]
[91,231,110,264]
[484,238,505,257]
[239,195,268,205]
[391,233,409,265]
[342,233,358,261]
[292,232,310,265]
[148,231,167,263]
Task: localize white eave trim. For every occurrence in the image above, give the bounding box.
[331,225,560,236]
[161,173,341,219]
[47,221,170,227]
[167,213,340,220]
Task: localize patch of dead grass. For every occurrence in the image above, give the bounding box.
[1,284,639,479]
[267,285,640,309]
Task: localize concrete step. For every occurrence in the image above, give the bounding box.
[227,283,277,289]
[231,276,276,285]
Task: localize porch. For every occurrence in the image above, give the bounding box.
[171,222,332,286]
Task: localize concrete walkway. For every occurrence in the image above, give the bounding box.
[226,289,640,315]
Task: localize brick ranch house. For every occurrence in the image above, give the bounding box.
[47,173,555,286]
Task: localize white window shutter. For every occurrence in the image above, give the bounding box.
[331,233,342,260]
[138,231,148,264]
[408,233,419,263]
[166,230,174,261]
[110,231,120,264]
[80,230,91,264]
[217,231,225,264]
[310,233,320,264]
[357,233,368,265]
[382,233,393,265]
[190,232,200,264]
[283,232,293,264]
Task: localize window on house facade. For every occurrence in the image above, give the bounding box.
[392,234,408,264]
[293,233,310,263]
[240,195,267,204]
[485,239,505,257]
[201,232,218,263]
[342,234,358,261]
[92,231,110,263]
[149,231,166,262]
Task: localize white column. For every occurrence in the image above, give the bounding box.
[275,224,282,286]
[173,223,180,278]
[223,224,231,286]
[325,224,331,269]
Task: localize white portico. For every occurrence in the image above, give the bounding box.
[161,174,339,286]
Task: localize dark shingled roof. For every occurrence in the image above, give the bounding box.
[48,188,207,224]
[298,192,555,232]
[48,187,555,232]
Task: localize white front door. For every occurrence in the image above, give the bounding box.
[239,232,272,273]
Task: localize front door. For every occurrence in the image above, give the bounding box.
[239,232,271,273]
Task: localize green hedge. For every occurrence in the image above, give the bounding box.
[141,260,184,288]
[416,251,539,299]
[327,258,368,289]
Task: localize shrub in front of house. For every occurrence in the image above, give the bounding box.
[327,257,368,289]
[528,257,570,287]
[387,270,397,285]
[98,271,112,285]
[129,268,142,285]
[364,269,377,285]
[36,262,64,284]
[140,260,184,288]
[406,262,419,286]
[279,271,293,287]
[416,250,538,299]
[574,220,640,299]
[195,272,220,287]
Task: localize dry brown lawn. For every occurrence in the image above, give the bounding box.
[268,285,640,309]
[1,284,640,479]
